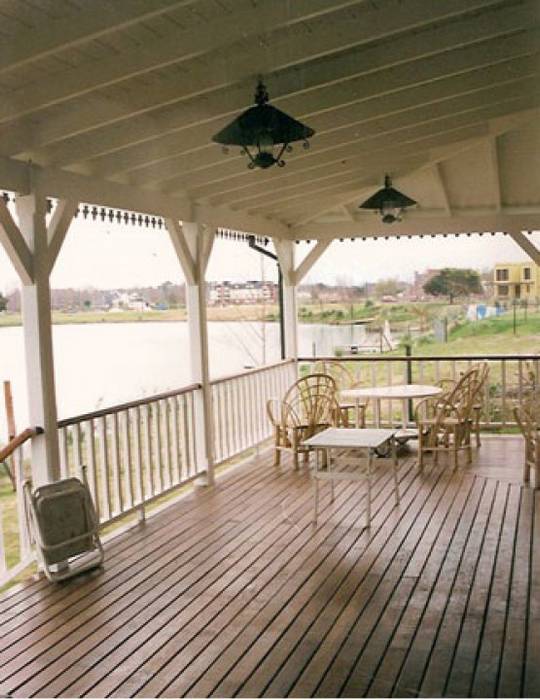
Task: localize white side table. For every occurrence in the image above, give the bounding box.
[303,427,400,527]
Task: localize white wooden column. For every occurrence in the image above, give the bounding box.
[14,196,76,484]
[274,239,331,360]
[274,240,298,359]
[0,194,77,485]
[165,219,215,485]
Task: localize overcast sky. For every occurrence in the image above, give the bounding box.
[0,216,536,293]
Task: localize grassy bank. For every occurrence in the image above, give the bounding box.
[0,300,458,328]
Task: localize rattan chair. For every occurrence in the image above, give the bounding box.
[314,360,368,427]
[415,367,481,470]
[267,373,341,469]
[514,401,540,487]
[435,362,490,447]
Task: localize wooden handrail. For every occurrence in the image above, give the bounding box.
[0,426,43,463]
[58,383,202,427]
[210,358,295,386]
[299,354,540,362]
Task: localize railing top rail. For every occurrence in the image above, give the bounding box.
[299,354,540,362]
[210,358,295,386]
[58,383,202,427]
[0,426,43,462]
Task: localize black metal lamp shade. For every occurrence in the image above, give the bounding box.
[212,81,315,169]
[359,175,417,223]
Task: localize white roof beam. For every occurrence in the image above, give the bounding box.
[47,199,79,274]
[508,231,540,265]
[292,241,332,285]
[432,163,452,215]
[0,196,33,284]
[290,214,539,240]
[487,136,502,212]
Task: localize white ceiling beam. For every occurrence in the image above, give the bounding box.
[293,184,378,227]
[290,214,539,240]
[487,136,502,212]
[0,0,521,161]
[193,204,288,239]
[0,157,285,238]
[432,163,452,215]
[0,0,361,125]
[292,241,332,285]
[508,231,540,266]
[164,218,196,285]
[0,1,198,75]
[0,196,33,284]
[47,199,79,273]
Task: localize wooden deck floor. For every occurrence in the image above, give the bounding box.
[0,437,539,698]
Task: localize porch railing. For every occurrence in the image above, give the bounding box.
[0,354,533,588]
[57,383,202,528]
[0,428,41,586]
[300,354,540,428]
[0,359,295,587]
[211,359,296,464]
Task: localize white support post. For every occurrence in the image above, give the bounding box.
[274,239,331,360]
[0,194,78,486]
[274,240,299,360]
[165,219,215,485]
[16,195,59,485]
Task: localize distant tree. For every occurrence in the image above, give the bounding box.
[83,299,92,310]
[0,292,7,312]
[375,278,404,298]
[423,268,482,303]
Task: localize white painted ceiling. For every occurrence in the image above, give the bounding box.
[0,0,538,239]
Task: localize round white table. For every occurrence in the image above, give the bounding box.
[341,384,443,437]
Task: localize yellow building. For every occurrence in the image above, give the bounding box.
[493,262,539,301]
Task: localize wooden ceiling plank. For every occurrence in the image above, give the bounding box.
[0,0,364,123]
[0,0,199,75]
[85,29,540,183]
[0,0,513,149]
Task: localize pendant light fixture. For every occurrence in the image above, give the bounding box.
[359,174,417,223]
[212,80,315,170]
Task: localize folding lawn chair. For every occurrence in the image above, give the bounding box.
[23,468,104,582]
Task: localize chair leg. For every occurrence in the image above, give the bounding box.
[366,451,372,528]
[313,478,319,524]
[273,429,282,466]
[392,439,400,504]
[453,429,459,470]
[418,428,424,470]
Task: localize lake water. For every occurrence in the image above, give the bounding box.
[0,321,367,435]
